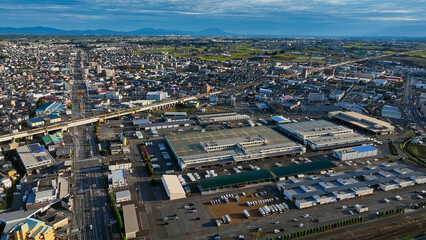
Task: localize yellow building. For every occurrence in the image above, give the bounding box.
[13,218,55,240]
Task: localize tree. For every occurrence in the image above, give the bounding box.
[36,98,45,107]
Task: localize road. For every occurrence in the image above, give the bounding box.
[71,51,118,240]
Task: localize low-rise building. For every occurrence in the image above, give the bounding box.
[115,190,131,203]
[16,144,54,173]
[108,158,132,171]
[123,204,139,239]
[333,145,378,161]
[161,175,186,200]
[109,170,127,189]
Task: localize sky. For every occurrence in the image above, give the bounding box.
[0,0,425,37]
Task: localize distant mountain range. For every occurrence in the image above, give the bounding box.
[0,26,233,36]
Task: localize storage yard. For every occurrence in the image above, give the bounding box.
[204,190,288,225]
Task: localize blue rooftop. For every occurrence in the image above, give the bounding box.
[352,145,377,153]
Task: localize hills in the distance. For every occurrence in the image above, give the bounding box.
[0,26,233,36]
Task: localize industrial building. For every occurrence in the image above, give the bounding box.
[123,204,139,239]
[161,175,186,200]
[197,114,250,125]
[277,120,371,150]
[277,163,425,209]
[270,115,291,124]
[165,126,305,170]
[329,111,394,135]
[198,170,274,194]
[35,102,65,116]
[271,160,337,180]
[135,120,194,130]
[381,105,401,119]
[27,114,61,128]
[333,145,378,161]
[16,144,54,173]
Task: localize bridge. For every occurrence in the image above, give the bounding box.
[0,51,414,143]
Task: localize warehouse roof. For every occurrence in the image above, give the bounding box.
[123,204,139,235]
[166,126,295,158]
[162,175,186,196]
[271,160,337,178]
[352,145,377,153]
[198,169,273,190]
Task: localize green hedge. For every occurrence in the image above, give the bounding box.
[109,193,124,233]
[389,141,398,156]
[280,217,364,239]
[377,208,404,217]
[145,163,154,176]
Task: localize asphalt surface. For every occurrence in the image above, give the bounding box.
[71,52,119,240]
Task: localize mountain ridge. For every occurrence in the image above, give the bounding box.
[0,26,233,36]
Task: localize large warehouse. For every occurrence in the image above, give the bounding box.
[165,126,305,170]
[328,111,394,135]
[333,145,378,161]
[161,175,186,200]
[277,120,371,151]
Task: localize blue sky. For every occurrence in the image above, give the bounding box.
[1,0,425,36]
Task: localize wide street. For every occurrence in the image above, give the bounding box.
[70,50,118,240]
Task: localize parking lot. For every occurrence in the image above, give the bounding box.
[205,190,287,225]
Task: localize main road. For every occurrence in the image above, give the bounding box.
[71,51,117,240]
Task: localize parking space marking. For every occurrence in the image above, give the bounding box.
[139,211,150,230]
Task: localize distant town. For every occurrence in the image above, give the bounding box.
[0,36,425,240]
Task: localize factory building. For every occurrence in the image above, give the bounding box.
[381,105,401,119]
[16,144,54,173]
[329,111,394,135]
[161,175,186,200]
[333,145,378,161]
[277,120,371,151]
[165,126,305,170]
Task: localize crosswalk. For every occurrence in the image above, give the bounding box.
[317,212,347,223]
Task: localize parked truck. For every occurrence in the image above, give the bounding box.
[243,209,250,218]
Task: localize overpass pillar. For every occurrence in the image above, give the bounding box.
[27,135,33,141]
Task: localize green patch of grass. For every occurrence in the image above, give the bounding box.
[407,144,426,161]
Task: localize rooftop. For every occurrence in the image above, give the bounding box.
[198,169,273,190]
[166,126,296,159]
[271,160,337,178]
[123,204,139,235]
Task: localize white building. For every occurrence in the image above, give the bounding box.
[16,144,54,173]
[333,145,378,161]
[115,190,131,203]
[146,91,168,101]
[109,170,127,188]
[161,175,186,200]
